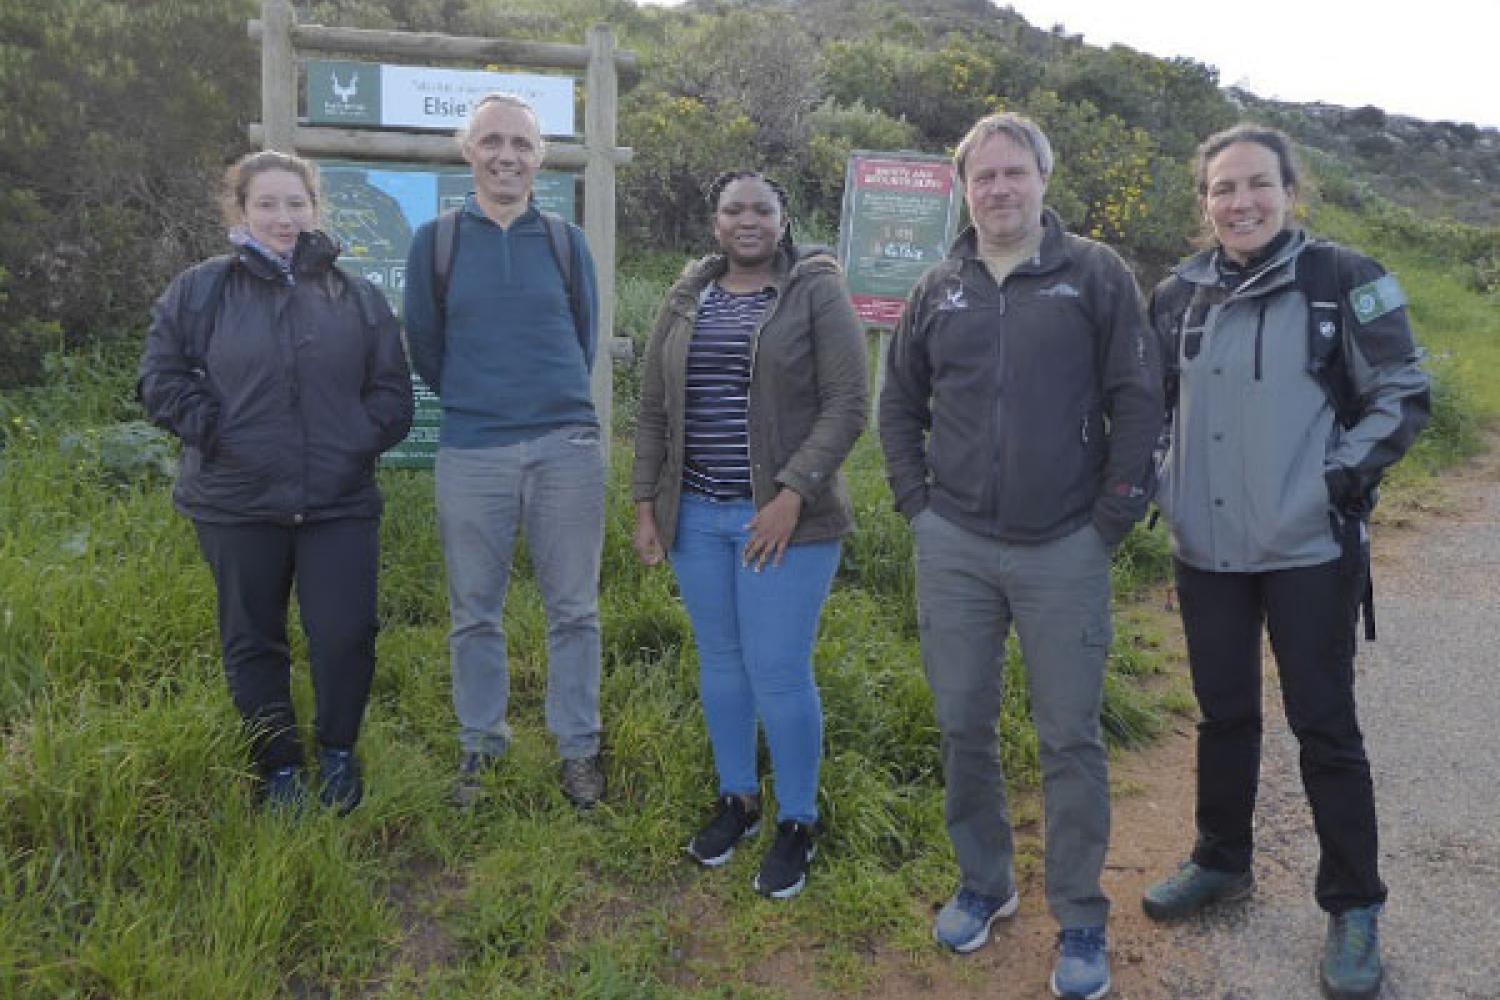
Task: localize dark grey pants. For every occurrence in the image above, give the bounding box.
[915,511,1113,929]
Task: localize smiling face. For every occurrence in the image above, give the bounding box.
[1202,140,1296,263]
[963,131,1048,252]
[712,176,784,270]
[463,101,543,220]
[241,169,316,257]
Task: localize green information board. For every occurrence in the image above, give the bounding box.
[836,152,963,329]
[316,161,577,467]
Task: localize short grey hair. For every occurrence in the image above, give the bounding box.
[954,112,1054,182]
[456,91,544,149]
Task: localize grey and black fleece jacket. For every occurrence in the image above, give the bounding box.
[1149,229,1430,573]
[879,209,1164,547]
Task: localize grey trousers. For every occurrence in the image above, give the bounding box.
[914,510,1112,928]
[436,426,606,760]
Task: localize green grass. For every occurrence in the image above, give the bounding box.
[0,211,1487,994]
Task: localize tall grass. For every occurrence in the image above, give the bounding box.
[1,211,1485,994]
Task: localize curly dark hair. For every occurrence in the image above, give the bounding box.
[705,170,796,257]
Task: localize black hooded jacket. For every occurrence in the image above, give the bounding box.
[139,231,413,524]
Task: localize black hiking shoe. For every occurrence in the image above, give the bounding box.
[317,748,363,816]
[753,820,816,899]
[685,795,762,867]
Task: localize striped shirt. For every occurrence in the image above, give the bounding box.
[681,283,775,499]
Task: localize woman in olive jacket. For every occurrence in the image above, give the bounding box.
[139,151,413,813]
[631,170,867,899]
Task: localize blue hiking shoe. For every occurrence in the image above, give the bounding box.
[263,764,308,814]
[933,886,1020,954]
[1320,904,1382,1000]
[317,748,363,816]
[1142,860,1254,921]
[1051,925,1110,1000]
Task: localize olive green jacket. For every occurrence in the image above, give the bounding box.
[631,246,869,548]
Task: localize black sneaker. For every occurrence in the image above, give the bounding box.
[686,795,762,867]
[450,751,500,808]
[753,819,816,899]
[317,748,363,816]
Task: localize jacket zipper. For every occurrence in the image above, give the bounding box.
[1254,300,1267,381]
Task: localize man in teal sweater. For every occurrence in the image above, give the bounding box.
[404,92,605,809]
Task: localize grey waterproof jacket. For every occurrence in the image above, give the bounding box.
[1149,230,1429,572]
[139,232,414,525]
[631,247,868,548]
[879,210,1163,546]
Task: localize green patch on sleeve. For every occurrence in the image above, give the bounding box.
[1348,273,1406,324]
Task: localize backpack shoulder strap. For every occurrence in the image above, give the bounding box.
[432,208,461,323]
[182,254,236,361]
[346,273,391,330]
[1298,239,1379,638]
[539,210,585,342]
[1296,240,1361,429]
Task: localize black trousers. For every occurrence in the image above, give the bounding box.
[195,518,379,774]
[1175,556,1387,914]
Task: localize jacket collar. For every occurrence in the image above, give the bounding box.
[947,207,1071,275]
[672,245,839,306]
[1175,228,1308,292]
[462,193,541,230]
[233,229,341,284]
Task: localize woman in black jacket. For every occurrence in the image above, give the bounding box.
[140,151,413,813]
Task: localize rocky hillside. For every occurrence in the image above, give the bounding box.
[1229,89,1500,225]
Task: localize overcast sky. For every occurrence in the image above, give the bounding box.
[1002,0,1499,128]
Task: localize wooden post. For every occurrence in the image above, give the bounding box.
[584,24,620,442]
[260,0,297,151]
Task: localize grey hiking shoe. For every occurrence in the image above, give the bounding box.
[1142,860,1254,921]
[1320,904,1382,1000]
[450,751,500,808]
[560,754,605,809]
[933,886,1020,953]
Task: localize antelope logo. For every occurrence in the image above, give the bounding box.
[331,71,359,106]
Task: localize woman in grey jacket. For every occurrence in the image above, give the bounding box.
[631,170,867,899]
[140,151,413,814]
[1141,125,1428,1000]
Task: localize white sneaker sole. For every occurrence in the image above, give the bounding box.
[752,845,816,899]
[685,820,762,868]
[1050,969,1110,1000]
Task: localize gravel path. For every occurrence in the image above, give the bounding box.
[1160,451,1500,1000]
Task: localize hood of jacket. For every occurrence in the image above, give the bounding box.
[232,229,343,285]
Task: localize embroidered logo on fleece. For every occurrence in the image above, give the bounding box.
[1037,282,1081,298]
[938,281,968,311]
[1349,274,1406,324]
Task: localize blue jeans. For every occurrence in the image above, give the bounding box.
[668,492,840,824]
[436,426,605,759]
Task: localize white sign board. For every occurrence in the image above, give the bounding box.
[306,60,576,136]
